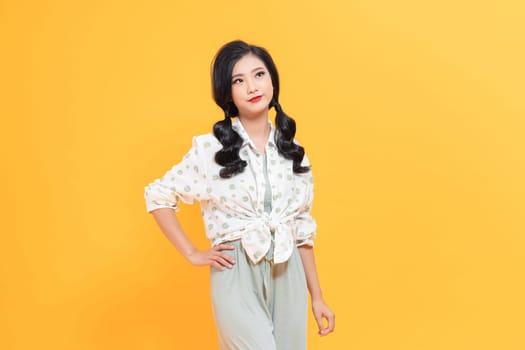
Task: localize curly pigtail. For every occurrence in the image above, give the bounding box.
[272,100,310,173]
[213,104,247,178]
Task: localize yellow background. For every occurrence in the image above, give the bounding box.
[2,0,524,349]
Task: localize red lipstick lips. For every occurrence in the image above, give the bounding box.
[248,96,262,103]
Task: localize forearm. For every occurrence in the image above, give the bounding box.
[298,245,324,301]
[150,208,197,259]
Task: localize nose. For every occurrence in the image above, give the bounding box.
[246,78,257,94]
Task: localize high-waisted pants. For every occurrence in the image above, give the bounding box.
[210,239,308,350]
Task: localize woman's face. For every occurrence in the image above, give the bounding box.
[230,53,273,119]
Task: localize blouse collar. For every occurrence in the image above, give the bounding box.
[231,117,277,152]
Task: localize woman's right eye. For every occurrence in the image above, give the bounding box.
[232,78,243,85]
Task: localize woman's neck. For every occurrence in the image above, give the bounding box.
[238,114,270,153]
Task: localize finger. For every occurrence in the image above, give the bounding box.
[211,260,224,271]
[216,244,235,251]
[314,312,325,334]
[220,252,236,265]
[319,313,335,336]
[318,322,328,335]
[327,313,335,333]
[318,317,330,336]
[211,246,236,264]
[319,320,330,336]
[212,255,234,269]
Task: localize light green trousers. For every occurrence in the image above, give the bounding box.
[210,239,308,350]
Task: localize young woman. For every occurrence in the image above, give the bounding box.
[144,40,335,349]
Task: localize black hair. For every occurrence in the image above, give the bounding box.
[211,40,310,179]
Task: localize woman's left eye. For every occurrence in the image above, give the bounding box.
[255,71,265,77]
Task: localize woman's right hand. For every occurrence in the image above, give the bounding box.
[186,244,236,271]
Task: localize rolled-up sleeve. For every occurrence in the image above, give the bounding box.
[144,136,208,213]
[294,154,317,247]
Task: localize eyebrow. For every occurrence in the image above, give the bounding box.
[231,66,265,79]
